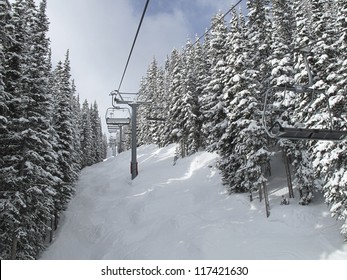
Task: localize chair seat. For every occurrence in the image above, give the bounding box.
[106,117,131,125]
[271,122,347,141]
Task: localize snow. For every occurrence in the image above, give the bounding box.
[41,144,347,260]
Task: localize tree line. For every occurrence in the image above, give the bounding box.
[136,0,347,238]
[0,0,107,259]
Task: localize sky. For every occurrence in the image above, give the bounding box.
[11,0,245,134]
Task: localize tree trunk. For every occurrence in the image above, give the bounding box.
[50,216,54,243]
[263,182,270,218]
[11,228,18,260]
[283,149,294,198]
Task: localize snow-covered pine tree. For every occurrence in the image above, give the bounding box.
[268,0,297,194]
[80,99,93,167]
[218,8,248,190]
[160,54,176,147]
[200,12,228,152]
[169,40,201,156]
[198,30,212,149]
[227,0,272,194]
[137,58,162,145]
[270,0,295,88]
[44,48,63,241]
[306,0,340,186]
[192,36,208,151]
[0,0,11,131]
[154,67,168,147]
[307,0,340,131]
[0,0,59,259]
[166,48,184,149]
[70,80,82,171]
[90,101,104,164]
[89,102,97,163]
[0,0,14,260]
[317,0,347,238]
[51,52,77,217]
[334,0,347,101]
[289,0,316,204]
[182,40,202,155]
[101,133,108,159]
[268,0,296,132]
[137,76,148,145]
[246,0,272,95]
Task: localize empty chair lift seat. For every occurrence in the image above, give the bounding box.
[106,117,131,125]
[271,122,347,141]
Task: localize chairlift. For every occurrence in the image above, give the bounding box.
[262,85,347,141]
[105,107,131,126]
[262,47,347,141]
[110,90,138,106]
[107,126,119,134]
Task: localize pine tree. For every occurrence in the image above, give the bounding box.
[90,101,103,164]
[318,0,347,238]
[218,8,249,190]
[334,0,347,100]
[192,36,208,150]
[0,0,59,259]
[0,0,11,131]
[224,0,272,194]
[101,133,108,159]
[0,0,14,259]
[137,76,149,145]
[288,0,316,204]
[137,58,162,145]
[200,13,228,152]
[166,41,201,157]
[52,52,77,220]
[246,0,272,94]
[198,30,212,150]
[166,48,184,147]
[70,80,82,171]
[268,0,296,131]
[161,54,176,147]
[182,40,201,154]
[80,99,93,167]
[307,0,340,131]
[154,67,168,147]
[270,0,295,88]
[293,0,312,86]
[267,0,298,198]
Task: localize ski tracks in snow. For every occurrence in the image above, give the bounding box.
[41,144,347,260]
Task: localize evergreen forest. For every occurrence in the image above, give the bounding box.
[0,0,107,259]
[136,0,347,239]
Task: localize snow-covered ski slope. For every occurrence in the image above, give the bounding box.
[41,144,347,260]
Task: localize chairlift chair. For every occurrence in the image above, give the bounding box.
[262,47,347,141]
[105,107,131,126]
[107,126,119,134]
[262,86,347,141]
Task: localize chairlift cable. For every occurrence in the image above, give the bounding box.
[117,0,150,93]
[117,0,245,91]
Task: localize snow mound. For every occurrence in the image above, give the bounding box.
[41,144,347,260]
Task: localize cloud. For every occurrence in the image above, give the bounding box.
[8,0,244,135]
[46,0,193,134]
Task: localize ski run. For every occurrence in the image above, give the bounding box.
[41,144,347,260]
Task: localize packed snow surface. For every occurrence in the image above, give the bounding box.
[41,144,347,260]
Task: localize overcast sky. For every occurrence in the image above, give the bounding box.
[14,0,245,134]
